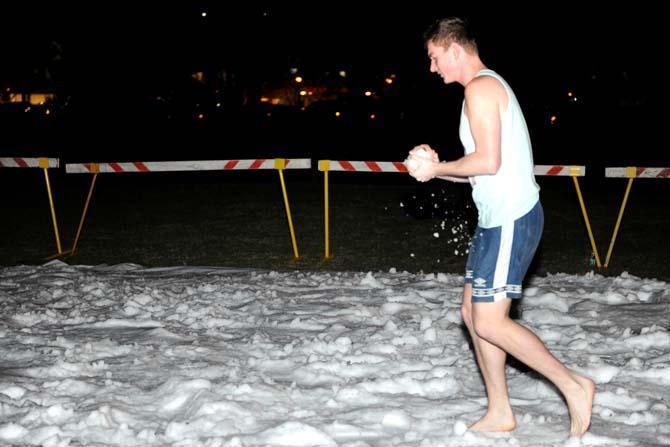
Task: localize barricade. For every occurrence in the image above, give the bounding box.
[603,167,670,267]
[65,159,311,259]
[0,157,65,257]
[318,160,408,259]
[318,161,598,265]
[534,165,601,267]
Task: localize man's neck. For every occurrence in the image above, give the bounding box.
[460,57,487,87]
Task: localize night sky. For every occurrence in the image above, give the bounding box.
[0,3,663,163]
[2,4,660,89]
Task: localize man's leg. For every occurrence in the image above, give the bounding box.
[461,283,516,431]
[472,299,595,436]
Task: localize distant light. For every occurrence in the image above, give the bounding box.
[385,77,394,85]
[216,102,221,108]
[24,106,31,113]
[197,113,205,120]
[299,90,307,96]
[290,67,299,74]
[271,98,280,105]
[567,91,573,97]
[364,91,373,97]
[45,109,51,115]
[370,113,376,119]
[307,90,313,96]
[295,76,303,83]
[260,96,270,103]
[550,115,558,125]
[335,111,341,117]
[201,11,207,17]
[339,70,347,77]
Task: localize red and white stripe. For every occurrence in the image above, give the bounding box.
[66,159,311,174]
[0,157,59,168]
[320,161,584,176]
[319,160,408,173]
[533,165,585,177]
[606,167,670,179]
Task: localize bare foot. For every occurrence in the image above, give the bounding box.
[469,408,516,432]
[566,373,595,436]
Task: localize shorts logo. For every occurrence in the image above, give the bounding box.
[474,277,487,287]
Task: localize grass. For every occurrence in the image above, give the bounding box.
[2,168,669,281]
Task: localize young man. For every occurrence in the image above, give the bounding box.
[406,17,595,437]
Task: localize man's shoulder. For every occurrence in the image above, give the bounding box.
[466,75,504,95]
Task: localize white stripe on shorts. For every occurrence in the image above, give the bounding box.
[492,221,514,301]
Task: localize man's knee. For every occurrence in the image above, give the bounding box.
[472,311,501,341]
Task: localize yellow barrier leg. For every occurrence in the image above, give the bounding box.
[604,177,634,268]
[43,168,63,255]
[572,176,602,268]
[324,169,331,259]
[71,173,98,255]
[275,162,299,259]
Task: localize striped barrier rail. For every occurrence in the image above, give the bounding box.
[318,160,408,173]
[603,167,670,267]
[534,165,585,176]
[0,157,64,257]
[0,157,60,169]
[65,159,311,259]
[65,159,311,174]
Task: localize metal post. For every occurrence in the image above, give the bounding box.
[572,175,602,268]
[71,172,99,255]
[275,159,300,259]
[42,167,63,255]
[604,175,635,268]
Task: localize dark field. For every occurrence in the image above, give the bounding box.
[2,168,669,281]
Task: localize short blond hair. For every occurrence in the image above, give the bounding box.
[424,17,478,54]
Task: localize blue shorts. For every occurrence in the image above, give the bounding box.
[465,201,544,303]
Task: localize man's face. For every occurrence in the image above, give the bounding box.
[427,41,454,84]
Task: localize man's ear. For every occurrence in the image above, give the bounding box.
[450,42,462,60]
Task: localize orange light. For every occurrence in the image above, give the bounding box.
[550,115,558,124]
[385,78,393,85]
[335,111,341,117]
[364,91,372,97]
[295,76,303,83]
[260,96,270,103]
[299,90,307,96]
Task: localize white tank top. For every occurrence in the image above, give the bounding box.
[459,69,539,228]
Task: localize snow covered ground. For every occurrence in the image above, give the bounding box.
[1,261,669,446]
